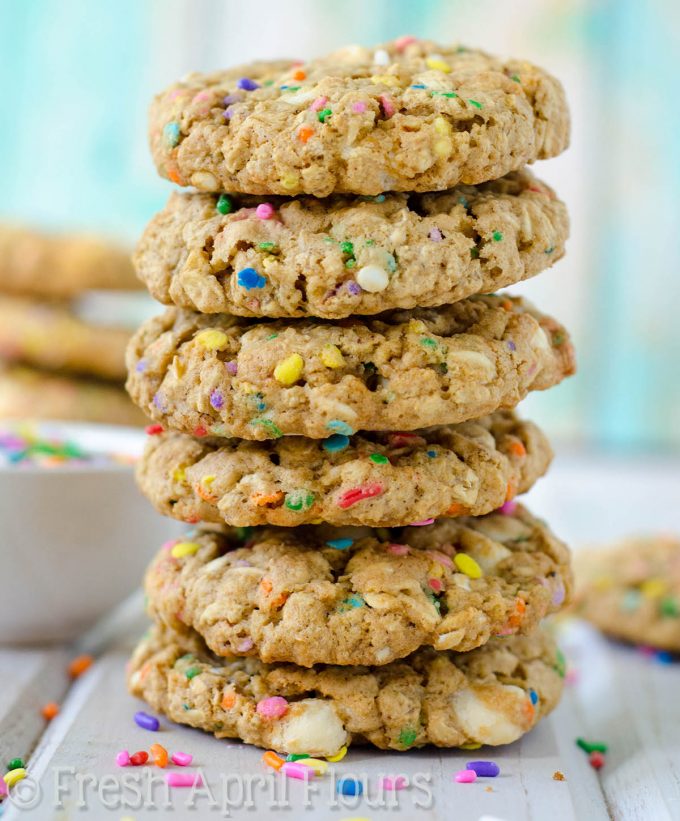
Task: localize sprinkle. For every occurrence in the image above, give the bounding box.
[347,280,361,295]
[356,264,389,292]
[398,727,417,747]
[381,775,408,790]
[317,108,333,123]
[262,751,284,771]
[326,538,353,550]
[576,738,608,754]
[237,77,260,91]
[492,231,503,242]
[454,769,477,783]
[310,95,327,111]
[237,267,266,290]
[326,745,348,762]
[171,752,193,767]
[286,754,310,762]
[251,419,283,438]
[466,760,500,777]
[320,344,345,369]
[498,500,518,515]
[171,542,200,559]
[185,666,201,680]
[660,597,680,617]
[210,389,224,410]
[323,434,350,453]
[511,73,521,82]
[426,57,451,72]
[41,702,59,721]
[216,194,233,214]
[194,425,208,437]
[387,543,410,555]
[337,777,363,796]
[3,768,27,788]
[411,83,426,89]
[429,227,443,241]
[379,94,395,118]
[150,743,169,768]
[280,173,299,190]
[273,353,304,386]
[351,101,367,113]
[373,48,390,65]
[327,420,354,435]
[410,518,434,527]
[226,360,238,376]
[454,553,483,578]
[395,35,417,51]
[115,750,130,767]
[195,328,229,351]
[338,483,384,509]
[163,121,181,147]
[284,489,315,511]
[589,751,605,770]
[166,772,203,788]
[255,203,275,220]
[342,594,364,609]
[0,776,6,798]
[130,751,149,766]
[428,578,443,593]
[369,453,389,465]
[468,99,483,109]
[145,424,164,436]
[7,759,23,771]
[256,696,289,718]
[282,762,314,781]
[68,654,93,678]
[298,124,315,143]
[134,711,160,731]
[298,758,328,775]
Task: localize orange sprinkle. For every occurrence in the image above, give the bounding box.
[292,69,306,81]
[298,125,315,143]
[221,691,236,709]
[167,168,183,185]
[42,702,60,721]
[68,654,93,678]
[260,578,273,595]
[505,481,517,502]
[196,484,218,503]
[271,592,289,609]
[262,750,285,770]
[509,440,527,458]
[446,501,469,516]
[252,490,285,508]
[150,743,169,768]
[500,298,513,311]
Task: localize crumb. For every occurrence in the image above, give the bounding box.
[485,786,494,792]
[553,770,566,781]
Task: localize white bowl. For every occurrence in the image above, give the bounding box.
[0,422,183,644]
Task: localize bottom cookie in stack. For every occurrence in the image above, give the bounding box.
[128,504,571,754]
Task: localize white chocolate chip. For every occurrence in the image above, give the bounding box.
[190,171,219,189]
[375,647,392,662]
[272,699,347,757]
[373,48,390,66]
[452,685,527,745]
[356,264,389,293]
[530,326,551,352]
[448,350,497,380]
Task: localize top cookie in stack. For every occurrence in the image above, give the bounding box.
[127,38,575,756]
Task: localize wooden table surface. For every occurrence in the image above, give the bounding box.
[2,451,680,820]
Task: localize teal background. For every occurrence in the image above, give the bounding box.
[1,0,678,452]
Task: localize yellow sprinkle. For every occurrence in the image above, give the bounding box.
[172,354,185,378]
[172,467,187,483]
[262,256,276,271]
[454,553,483,579]
[326,745,348,762]
[426,57,451,73]
[433,116,452,135]
[171,542,201,559]
[429,563,444,579]
[195,329,229,351]
[4,768,27,788]
[239,381,258,395]
[320,344,345,369]
[274,353,304,386]
[641,578,667,598]
[408,319,427,334]
[434,137,453,158]
[460,742,482,750]
[280,173,299,190]
[593,576,613,591]
[370,74,400,87]
[201,475,216,486]
[300,758,328,775]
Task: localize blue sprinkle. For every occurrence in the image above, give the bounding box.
[326,420,354,436]
[544,246,555,254]
[326,538,353,550]
[337,777,363,796]
[237,267,266,290]
[385,252,397,272]
[529,689,538,705]
[373,194,386,203]
[322,433,350,452]
[135,359,147,373]
[344,595,364,609]
[426,449,437,458]
[410,84,426,89]
[237,77,260,91]
[657,650,673,664]
[163,121,181,147]
[507,340,516,351]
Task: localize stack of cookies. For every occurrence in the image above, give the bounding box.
[126,39,576,757]
[0,224,146,426]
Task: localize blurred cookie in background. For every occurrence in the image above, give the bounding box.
[573,535,680,652]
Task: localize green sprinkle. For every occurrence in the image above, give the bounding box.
[235,526,253,541]
[258,241,276,251]
[317,108,333,123]
[365,239,376,246]
[183,703,191,711]
[284,489,315,511]
[286,754,310,761]
[544,246,555,254]
[431,90,458,98]
[251,418,283,438]
[216,194,233,215]
[7,758,24,771]
[385,253,397,272]
[369,453,389,464]
[398,727,417,747]
[510,73,521,83]
[554,648,567,678]
[420,337,437,349]
[263,80,275,86]
[468,99,483,109]
[185,666,201,680]
[340,241,354,255]
[660,597,680,617]
[266,333,279,340]
[470,247,480,259]
[457,195,468,207]
[283,85,301,92]
[552,331,565,346]
[576,738,608,754]
[341,594,364,609]
[323,236,336,243]
[492,231,503,242]
[345,259,356,269]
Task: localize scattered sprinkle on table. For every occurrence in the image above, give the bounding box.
[171,751,193,767]
[576,738,608,754]
[166,772,203,788]
[380,775,407,790]
[0,427,134,469]
[466,760,500,777]
[282,761,315,780]
[134,710,160,731]
[68,654,93,678]
[589,751,605,770]
[337,776,363,796]
[454,769,477,783]
[41,702,60,721]
[129,751,149,766]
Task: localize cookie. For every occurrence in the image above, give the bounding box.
[145,504,571,666]
[134,170,568,318]
[0,296,130,381]
[573,535,680,651]
[0,224,138,299]
[0,365,147,426]
[126,295,575,440]
[129,623,564,756]
[150,39,569,197]
[137,411,551,528]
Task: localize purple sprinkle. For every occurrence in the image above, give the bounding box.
[466,760,500,778]
[152,392,166,411]
[237,638,254,652]
[134,711,160,732]
[552,581,566,607]
[507,340,517,351]
[223,93,240,105]
[210,389,224,410]
[234,559,252,568]
[223,108,235,120]
[135,359,147,373]
[237,77,260,91]
[347,281,361,295]
[429,227,443,242]
[226,360,238,376]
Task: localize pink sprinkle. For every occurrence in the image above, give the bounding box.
[381,775,408,790]
[409,518,435,527]
[428,578,443,593]
[0,776,7,798]
[455,769,477,783]
[429,227,443,242]
[565,669,579,685]
[162,539,180,552]
[337,483,384,509]
[171,752,193,767]
[387,543,410,555]
[168,88,188,100]
[379,94,395,118]
[498,500,517,516]
[226,360,238,376]
[388,432,426,447]
[256,696,289,718]
[115,750,130,767]
[281,762,315,781]
[193,90,211,103]
[237,637,254,652]
[255,203,275,220]
[166,772,203,788]
[395,35,417,51]
[351,101,367,114]
[310,95,328,112]
[426,550,454,569]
